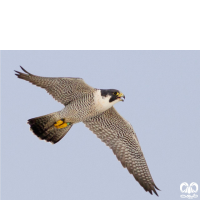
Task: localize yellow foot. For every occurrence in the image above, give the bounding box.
[54,120,64,127]
[57,123,68,129]
[54,120,71,129]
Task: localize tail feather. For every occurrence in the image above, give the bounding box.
[28,113,73,144]
[43,125,73,144]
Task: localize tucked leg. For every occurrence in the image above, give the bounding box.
[54,120,71,129]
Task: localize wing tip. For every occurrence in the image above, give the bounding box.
[14,70,20,77]
[155,185,161,191]
[20,66,32,75]
[142,182,160,196]
[14,66,32,77]
[150,184,160,196]
[152,188,158,196]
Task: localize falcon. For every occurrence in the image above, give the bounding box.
[15,66,160,195]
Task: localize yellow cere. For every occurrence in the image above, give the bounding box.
[118,93,124,97]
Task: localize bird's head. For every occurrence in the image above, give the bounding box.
[100,89,125,103]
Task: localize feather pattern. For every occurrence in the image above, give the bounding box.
[84,106,160,195]
[15,66,94,105]
[15,66,160,195]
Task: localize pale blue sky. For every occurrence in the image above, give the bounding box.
[1,51,200,200]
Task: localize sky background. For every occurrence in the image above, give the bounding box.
[1,51,200,200]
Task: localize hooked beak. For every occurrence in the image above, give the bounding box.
[118,93,125,102]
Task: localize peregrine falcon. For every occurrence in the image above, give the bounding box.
[15,66,160,196]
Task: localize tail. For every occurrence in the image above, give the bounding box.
[28,112,73,144]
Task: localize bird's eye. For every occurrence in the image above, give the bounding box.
[113,92,119,95]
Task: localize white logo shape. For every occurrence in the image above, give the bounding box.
[180,182,198,199]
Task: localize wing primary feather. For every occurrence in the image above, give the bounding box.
[20,66,33,75]
[155,185,161,191]
[152,188,158,196]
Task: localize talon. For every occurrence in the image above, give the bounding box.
[54,120,71,129]
[57,123,68,129]
[54,120,64,128]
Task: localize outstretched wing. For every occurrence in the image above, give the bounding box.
[83,107,159,195]
[15,66,94,105]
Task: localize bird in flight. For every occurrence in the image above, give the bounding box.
[15,66,160,196]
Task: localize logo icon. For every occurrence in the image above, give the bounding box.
[180,182,198,199]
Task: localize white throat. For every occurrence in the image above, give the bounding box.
[94,90,120,113]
